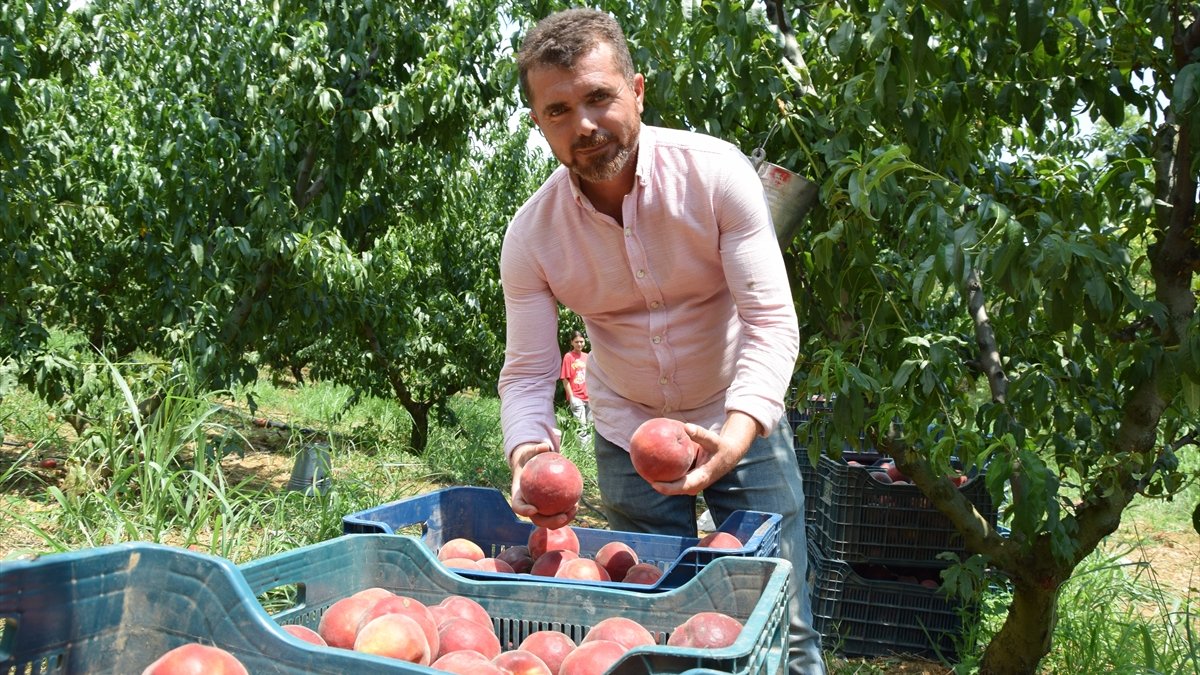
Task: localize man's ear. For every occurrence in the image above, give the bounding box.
[633,73,646,114]
[529,109,541,129]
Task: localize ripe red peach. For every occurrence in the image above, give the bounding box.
[358,595,439,659]
[530,550,579,577]
[282,624,327,646]
[435,595,493,629]
[557,639,627,675]
[317,588,395,648]
[553,557,611,582]
[436,617,502,660]
[621,563,664,585]
[666,611,743,649]
[697,531,743,549]
[519,630,577,675]
[432,650,502,675]
[519,452,583,516]
[478,557,516,573]
[593,541,638,582]
[496,545,535,574]
[141,643,249,675]
[438,537,486,562]
[581,617,655,650]
[629,417,698,482]
[354,613,432,665]
[492,649,553,675]
[528,525,580,560]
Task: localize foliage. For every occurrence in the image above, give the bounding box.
[0,0,548,453]
[513,0,1196,670]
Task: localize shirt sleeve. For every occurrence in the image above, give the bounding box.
[715,152,801,435]
[498,232,563,458]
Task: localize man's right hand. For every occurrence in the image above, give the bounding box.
[509,441,578,529]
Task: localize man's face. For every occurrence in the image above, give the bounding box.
[527,42,644,184]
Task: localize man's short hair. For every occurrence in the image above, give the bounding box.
[517,8,635,105]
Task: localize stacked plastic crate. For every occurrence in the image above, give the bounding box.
[790,398,998,659]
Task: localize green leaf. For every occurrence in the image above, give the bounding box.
[189,235,205,267]
[1173,63,1200,115]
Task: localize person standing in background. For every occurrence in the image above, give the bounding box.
[561,330,592,444]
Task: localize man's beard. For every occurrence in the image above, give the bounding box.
[568,126,638,183]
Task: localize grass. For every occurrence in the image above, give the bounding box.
[0,368,1197,674]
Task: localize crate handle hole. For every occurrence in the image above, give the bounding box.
[256,582,307,617]
[0,615,15,661]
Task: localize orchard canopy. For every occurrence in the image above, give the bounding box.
[1,1,1197,673]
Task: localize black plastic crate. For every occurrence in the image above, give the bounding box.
[813,452,996,565]
[806,541,975,659]
[787,400,832,523]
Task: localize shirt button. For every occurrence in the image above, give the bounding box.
[624,227,632,237]
[652,336,662,344]
[659,376,668,385]
[636,269,646,278]
[650,301,660,309]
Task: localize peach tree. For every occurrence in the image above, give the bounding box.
[1,0,546,451]
[517,0,1200,672]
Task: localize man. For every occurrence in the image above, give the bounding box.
[497,8,824,674]
[561,330,592,444]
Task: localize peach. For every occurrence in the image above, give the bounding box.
[557,639,626,675]
[435,595,493,628]
[359,595,439,659]
[318,588,395,648]
[354,613,431,665]
[621,563,664,585]
[496,545,535,574]
[629,417,698,482]
[478,557,516,573]
[436,617,502,660]
[884,463,906,482]
[519,452,583,516]
[439,538,486,562]
[528,525,580,560]
[519,630,577,675]
[666,611,743,648]
[554,557,611,582]
[442,557,483,570]
[141,643,249,675]
[530,549,578,577]
[433,649,504,674]
[581,617,655,650]
[492,649,553,675]
[593,541,638,582]
[697,531,743,549]
[282,624,327,646]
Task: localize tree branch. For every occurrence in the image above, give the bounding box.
[966,269,1008,404]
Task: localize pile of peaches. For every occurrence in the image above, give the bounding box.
[142,588,745,675]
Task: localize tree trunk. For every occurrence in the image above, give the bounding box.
[980,577,1059,674]
[403,401,431,456]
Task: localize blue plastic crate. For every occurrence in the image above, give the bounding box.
[240,534,791,675]
[0,543,426,673]
[342,486,782,590]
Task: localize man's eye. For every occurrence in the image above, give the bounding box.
[588,93,612,105]
[545,108,567,118]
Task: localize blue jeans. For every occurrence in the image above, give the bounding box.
[595,418,826,675]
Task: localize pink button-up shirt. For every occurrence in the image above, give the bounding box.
[499,125,799,457]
